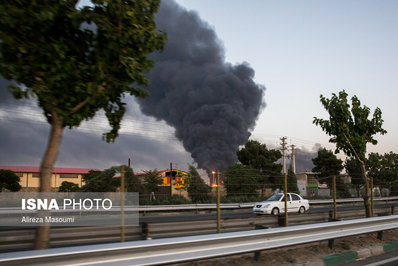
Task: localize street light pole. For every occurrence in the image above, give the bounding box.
[211,171,215,186]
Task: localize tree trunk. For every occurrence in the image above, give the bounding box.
[359,162,372,217]
[34,113,64,250]
[341,133,372,217]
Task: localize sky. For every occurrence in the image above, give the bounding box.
[1,1,397,176]
[175,0,398,154]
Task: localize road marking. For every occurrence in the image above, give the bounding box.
[364,256,398,266]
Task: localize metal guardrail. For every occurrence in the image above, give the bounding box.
[0,204,395,252]
[139,196,398,211]
[1,215,398,265]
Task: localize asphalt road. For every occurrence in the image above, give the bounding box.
[139,203,397,223]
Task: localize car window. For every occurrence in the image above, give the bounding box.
[266,194,283,201]
[291,194,300,201]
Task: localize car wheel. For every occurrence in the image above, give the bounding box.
[299,206,305,214]
[272,208,279,216]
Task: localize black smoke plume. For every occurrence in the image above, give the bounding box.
[137,1,265,173]
[287,144,321,173]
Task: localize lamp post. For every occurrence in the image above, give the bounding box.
[211,170,216,186]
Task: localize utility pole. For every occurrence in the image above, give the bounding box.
[280,137,287,175]
[291,144,296,174]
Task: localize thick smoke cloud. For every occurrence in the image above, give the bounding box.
[138,1,265,172]
[287,143,321,173]
[0,1,265,174]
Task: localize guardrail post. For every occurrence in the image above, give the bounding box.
[253,224,268,261]
[377,231,383,240]
[328,239,334,249]
[141,222,149,240]
[254,250,261,261]
[392,206,395,215]
[278,214,285,227]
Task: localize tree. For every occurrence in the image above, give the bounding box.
[312,148,343,186]
[142,169,163,193]
[287,165,299,194]
[224,164,260,200]
[0,170,21,192]
[58,181,80,192]
[367,152,398,196]
[82,168,119,192]
[312,148,349,198]
[0,1,166,249]
[345,157,363,197]
[313,90,386,216]
[185,165,211,203]
[237,140,282,195]
[119,165,144,194]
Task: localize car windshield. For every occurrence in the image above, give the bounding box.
[265,194,283,201]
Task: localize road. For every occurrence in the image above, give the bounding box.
[139,202,396,223]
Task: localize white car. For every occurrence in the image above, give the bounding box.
[253,193,309,215]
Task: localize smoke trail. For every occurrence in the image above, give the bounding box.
[137,1,265,172]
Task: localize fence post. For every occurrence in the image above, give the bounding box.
[284,172,288,227]
[371,176,374,217]
[332,175,337,220]
[121,166,125,242]
[216,170,221,233]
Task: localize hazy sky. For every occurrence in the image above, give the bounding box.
[176,0,398,154]
[1,1,397,175]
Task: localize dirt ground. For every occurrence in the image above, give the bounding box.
[178,229,398,266]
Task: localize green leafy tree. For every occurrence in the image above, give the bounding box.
[58,181,80,192]
[287,165,299,194]
[0,170,21,192]
[0,1,166,249]
[312,148,344,185]
[143,169,163,193]
[313,90,386,216]
[82,168,119,192]
[237,140,282,195]
[345,157,363,197]
[367,152,398,196]
[185,165,211,203]
[224,164,260,200]
[312,148,349,197]
[119,165,144,194]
